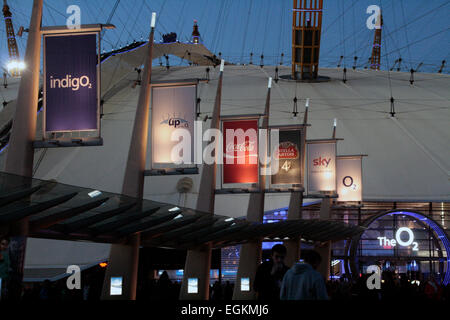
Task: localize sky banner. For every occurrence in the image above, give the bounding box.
[151,85,196,167]
[271,129,302,185]
[307,141,336,193]
[44,34,98,132]
[336,156,363,202]
[222,119,258,184]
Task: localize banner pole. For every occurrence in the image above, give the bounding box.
[232,78,271,300]
[2,0,43,300]
[285,98,309,267]
[101,13,156,301]
[180,59,225,300]
[4,0,42,178]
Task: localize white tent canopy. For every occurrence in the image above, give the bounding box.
[0,54,449,276]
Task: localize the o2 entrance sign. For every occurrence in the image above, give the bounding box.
[378,227,419,251]
[44,33,99,133]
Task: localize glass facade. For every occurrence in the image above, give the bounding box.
[220,201,450,284]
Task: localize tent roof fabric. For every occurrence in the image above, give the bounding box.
[0,171,364,249]
[1,64,444,207]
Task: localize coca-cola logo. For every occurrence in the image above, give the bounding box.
[275,142,299,160]
[226,140,256,154]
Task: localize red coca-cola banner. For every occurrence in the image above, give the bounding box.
[222,119,259,184]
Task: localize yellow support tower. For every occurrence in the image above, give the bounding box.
[292,0,323,80]
[3,0,21,77]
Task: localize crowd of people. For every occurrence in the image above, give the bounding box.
[1,238,449,301]
[251,244,450,301]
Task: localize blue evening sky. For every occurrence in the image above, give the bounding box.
[2,0,449,73]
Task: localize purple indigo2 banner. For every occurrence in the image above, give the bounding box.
[45,34,98,132]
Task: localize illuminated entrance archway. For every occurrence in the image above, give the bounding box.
[346,210,450,285]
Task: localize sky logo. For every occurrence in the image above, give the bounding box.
[313,157,331,167]
[49,75,92,91]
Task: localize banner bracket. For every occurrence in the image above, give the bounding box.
[33,137,103,148]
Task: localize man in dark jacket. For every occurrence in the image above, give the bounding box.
[280,250,328,300]
[254,244,289,300]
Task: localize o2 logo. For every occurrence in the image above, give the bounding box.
[66,5,81,30]
[49,75,92,91]
[342,175,358,191]
[366,5,381,30]
[377,227,419,251]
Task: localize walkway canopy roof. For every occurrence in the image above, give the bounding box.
[0,172,364,249]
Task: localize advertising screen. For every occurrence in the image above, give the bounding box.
[240,277,250,292]
[110,277,123,296]
[187,278,198,294]
[151,85,196,167]
[222,119,259,185]
[271,129,302,185]
[44,33,98,132]
[307,141,336,192]
[336,156,362,202]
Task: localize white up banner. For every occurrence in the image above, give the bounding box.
[336,156,363,202]
[307,140,336,193]
[151,85,196,168]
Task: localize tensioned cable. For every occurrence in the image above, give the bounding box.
[379,1,394,113]
[321,0,359,37]
[389,0,403,68]
[275,0,284,65]
[261,0,272,56]
[349,1,449,68]
[214,0,233,57]
[175,0,188,41]
[340,0,346,67]
[239,0,253,64]
[399,0,413,70]
[210,0,226,53]
[250,0,263,57]
[381,27,450,60]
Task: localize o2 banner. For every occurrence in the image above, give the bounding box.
[222,119,258,185]
[151,85,196,167]
[307,141,336,193]
[271,129,302,185]
[44,33,98,132]
[336,156,363,202]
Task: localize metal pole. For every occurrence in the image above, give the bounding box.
[285,99,309,267]
[233,78,271,300]
[4,0,42,180]
[101,13,156,301]
[180,60,224,300]
[2,0,42,301]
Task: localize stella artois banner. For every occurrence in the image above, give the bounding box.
[336,156,363,202]
[222,119,259,185]
[307,140,337,193]
[151,85,196,168]
[271,129,302,185]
